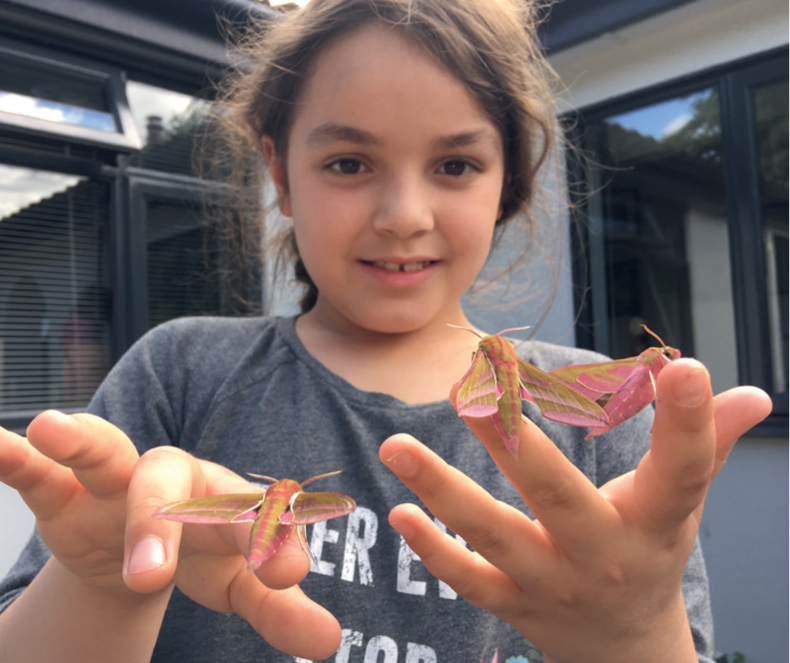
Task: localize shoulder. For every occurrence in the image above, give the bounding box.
[120,316,294,375]
[137,315,278,355]
[88,316,296,447]
[113,315,300,386]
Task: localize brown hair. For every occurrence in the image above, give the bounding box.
[213,0,557,313]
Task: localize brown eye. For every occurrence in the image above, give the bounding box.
[439,159,474,176]
[329,158,366,174]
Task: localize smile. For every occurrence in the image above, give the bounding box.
[368,260,435,273]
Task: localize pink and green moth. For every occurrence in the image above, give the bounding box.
[453,326,609,456]
[550,326,681,439]
[154,470,356,570]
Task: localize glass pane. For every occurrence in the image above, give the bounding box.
[586,88,739,394]
[0,165,111,413]
[0,54,116,132]
[753,79,789,394]
[126,81,213,176]
[146,201,222,329]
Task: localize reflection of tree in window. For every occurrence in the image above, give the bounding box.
[130,103,215,177]
[661,90,722,164]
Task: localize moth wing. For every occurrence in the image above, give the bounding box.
[287,491,357,525]
[517,358,608,428]
[587,364,658,433]
[455,349,499,417]
[551,358,642,394]
[153,493,264,524]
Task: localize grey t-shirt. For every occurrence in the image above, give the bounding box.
[0,316,714,661]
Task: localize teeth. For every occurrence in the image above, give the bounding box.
[372,261,431,272]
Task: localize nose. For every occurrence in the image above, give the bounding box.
[372,174,435,238]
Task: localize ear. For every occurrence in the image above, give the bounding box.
[261,135,292,217]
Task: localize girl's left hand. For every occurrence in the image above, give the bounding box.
[380,359,771,663]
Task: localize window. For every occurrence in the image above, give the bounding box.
[752,79,788,394]
[0,40,139,150]
[125,178,261,343]
[0,56,261,429]
[126,80,213,176]
[572,50,788,431]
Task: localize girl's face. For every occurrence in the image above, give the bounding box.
[264,25,505,336]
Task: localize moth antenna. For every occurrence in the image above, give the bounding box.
[495,325,532,336]
[447,323,483,339]
[247,472,278,483]
[641,324,668,351]
[301,469,343,487]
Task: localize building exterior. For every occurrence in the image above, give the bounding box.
[0,0,786,661]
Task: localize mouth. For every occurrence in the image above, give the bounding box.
[365,260,436,273]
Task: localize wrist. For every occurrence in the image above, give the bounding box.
[542,592,699,663]
[0,558,173,663]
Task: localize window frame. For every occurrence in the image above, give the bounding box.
[0,38,141,152]
[567,47,788,436]
[125,171,219,343]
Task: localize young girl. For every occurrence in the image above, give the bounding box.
[0,1,771,661]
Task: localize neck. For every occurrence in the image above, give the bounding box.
[294,307,485,404]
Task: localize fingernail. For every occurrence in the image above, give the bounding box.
[673,368,708,408]
[278,538,310,559]
[383,449,419,479]
[126,536,166,574]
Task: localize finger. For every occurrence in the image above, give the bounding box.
[230,578,342,660]
[711,386,772,475]
[387,502,524,615]
[454,405,619,556]
[255,531,312,591]
[124,450,310,594]
[0,423,76,517]
[380,434,556,576]
[123,447,248,592]
[633,359,716,533]
[27,410,140,500]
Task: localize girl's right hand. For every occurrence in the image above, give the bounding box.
[0,410,342,659]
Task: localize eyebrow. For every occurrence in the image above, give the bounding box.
[306,122,500,152]
[306,123,379,148]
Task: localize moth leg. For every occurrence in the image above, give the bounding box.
[296,524,314,562]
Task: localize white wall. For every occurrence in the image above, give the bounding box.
[0,482,35,577]
[549,0,789,112]
[548,1,789,660]
[701,437,789,662]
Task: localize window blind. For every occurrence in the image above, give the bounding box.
[0,166,110,414]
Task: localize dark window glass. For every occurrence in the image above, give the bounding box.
[0,50,117,133]
[753,79,788,394]
[143,195,261,331]
[584,88,739,394]
[146,201,222,329]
